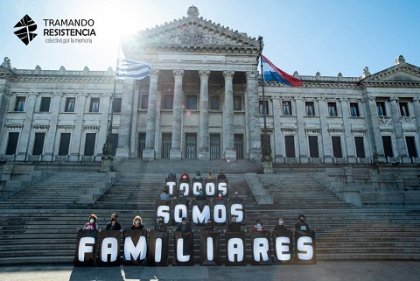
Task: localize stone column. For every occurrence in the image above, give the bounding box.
[223,71,236,161]
[318,98,332,163]
[272,97,284,161]
[294,97,308,163]
[365,95,385,163]
[413,97,420,160]
[170,70,184,160]
[130,82,139,158]
[16,91,37,161]
[43,92,62,161]
[198,70,210,159]
[340,98,356,163]
[116,81,134,159]
[246,71,261,160]
[69,93,87,161]
[390,96,408,161]
[142,69,159,160]
[97,93,112,157]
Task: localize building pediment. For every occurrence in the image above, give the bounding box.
[362,56,420,86]
[123,6,260,58]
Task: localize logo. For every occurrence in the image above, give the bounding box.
[14,15,38,45]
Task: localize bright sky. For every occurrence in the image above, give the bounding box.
[1,0,419,76]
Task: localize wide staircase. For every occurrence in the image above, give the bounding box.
[0,161,419,265]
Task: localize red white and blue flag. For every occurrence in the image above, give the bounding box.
[261,55,302,87]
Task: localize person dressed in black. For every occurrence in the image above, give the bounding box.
[193,171,203,183]
[274,217,289,232]
[227,215,241,232]
[166,171,176,182]
[131,215,144,230]
[295,214,310,234]
[155,216,167,232]
[217,170,227,183]
[176,217,192,233]
[106,213,122,230]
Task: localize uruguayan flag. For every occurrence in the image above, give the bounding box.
[116,59,150,80]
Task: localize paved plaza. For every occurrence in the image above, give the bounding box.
[1,261,420,281]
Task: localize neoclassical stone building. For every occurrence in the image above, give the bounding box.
[0,6,419,164]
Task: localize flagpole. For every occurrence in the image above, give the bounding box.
[258,36,267,132]
[103,45,120,159]
[258,36,271,161]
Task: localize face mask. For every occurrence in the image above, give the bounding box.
[90,219,95,223]
[278,220,284,225]
[256,224,262,228]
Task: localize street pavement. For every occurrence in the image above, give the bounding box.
[0,261,419,281]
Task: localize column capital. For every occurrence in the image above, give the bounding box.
[246,71,258,80]
[293,96,304,102]
[150,69,160,77]
[52,91,63,97]
[338,97,348,103]
[367,95,376,102]
[223,71,235,80]
[413,97,420,102]
[389,96,399,102]
[173,69,184,78]
[198,70,210,79]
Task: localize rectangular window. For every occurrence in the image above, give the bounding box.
[162,95,173,110]
[112,98,122,113]
[39,97,51,112]
[285,135,295,158]
[282,101,292,116]
[382,136,393,157]
[233,96,243,111]
[32,132,46,156]
[259,100,269,116]
[399,102,409,117]
[5,132,19,155]
[350,103,360,117]
[332,136,343,158]
[305,102,315,116]
[58,133,71,156]
[89,98,100,112]
[14,96,26,112]
[64,97,75,112]
[308,135,319,158]
[84,133,96,156]
[209,95,220,110]
[234,134,244,160]
[140,94,148,110]
[328,102,338,117]
[185,95,197,110]
[377,102,386,116]
[406,136,418,158]
[354,136,365,158]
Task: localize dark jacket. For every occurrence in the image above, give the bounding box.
[106,222,122,231]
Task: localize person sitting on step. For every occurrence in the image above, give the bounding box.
[227,215,241,233]
[166,171,177,182]
[295,214,310,234]
[155,216,167,232]
[83,214,99,231]
[131,215,144,230]
[176,217,192,233]
[251,219,267,233]
[160,186,171,203]
[274,217,289,232]
[105,213,121,231]
[217,170,227,183]
[193,171,203,183]
[179,170,190,183]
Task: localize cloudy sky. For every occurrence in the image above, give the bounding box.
[1,0,419,76]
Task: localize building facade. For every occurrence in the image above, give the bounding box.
[0,6,419,164]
